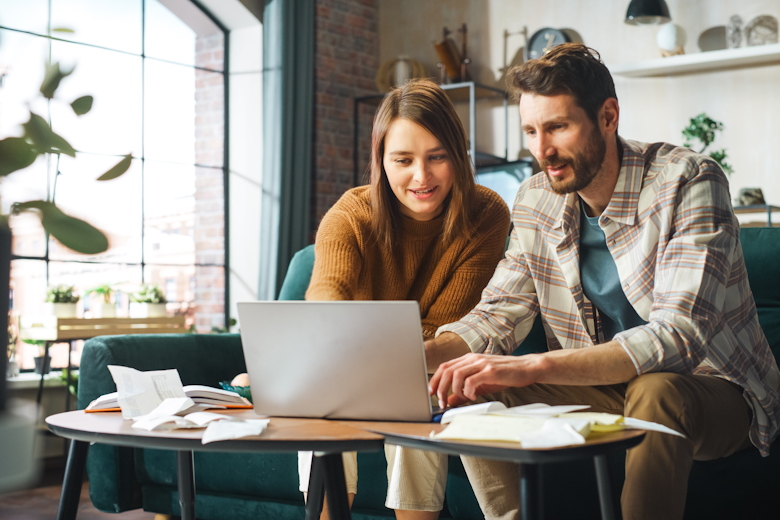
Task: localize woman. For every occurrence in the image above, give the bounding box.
[299,78,511,520]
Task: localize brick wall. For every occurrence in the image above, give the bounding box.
[312,0,379,237]
[194,32,226,331]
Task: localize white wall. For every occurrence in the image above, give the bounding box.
[379,0,780,214]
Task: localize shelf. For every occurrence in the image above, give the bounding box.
[733,204,780,226]
[610,43,780,77]
[18,316,187,341]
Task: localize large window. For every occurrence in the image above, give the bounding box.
[0,0,227,370]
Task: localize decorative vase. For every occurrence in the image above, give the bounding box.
[46,302,78,318]
[129,302,167,318]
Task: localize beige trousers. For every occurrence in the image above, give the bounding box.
[298,445,448,511]
[462,373,753,520]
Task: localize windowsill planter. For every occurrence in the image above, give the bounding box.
[92,303,116,318]
[129,302,167,318]
[45,302,78,318]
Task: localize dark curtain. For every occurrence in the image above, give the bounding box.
[260,0,314,299]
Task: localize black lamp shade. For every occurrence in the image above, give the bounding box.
[625,0,671,25]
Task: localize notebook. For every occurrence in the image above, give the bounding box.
[237,300,434,422]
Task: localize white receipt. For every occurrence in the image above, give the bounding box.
[201,419,270,444]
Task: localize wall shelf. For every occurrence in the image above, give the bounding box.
[610,43,780,77]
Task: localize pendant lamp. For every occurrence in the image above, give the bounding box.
[625,0,671,25]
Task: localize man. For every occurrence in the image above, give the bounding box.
[424,43,780,520]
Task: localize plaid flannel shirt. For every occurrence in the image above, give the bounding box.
[439,138,780,455]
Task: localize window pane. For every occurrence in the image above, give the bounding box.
[48,154,142,263]
[192,265,226,332]
[9,259,47,318]
[50,0,142,55]
[0,0,49,34]
[144,262,194,329]
[144,59,195,163]
[4,155,50,258]
[50,261,143,318]
[50,41,143,157]
[194,68,224,168]
[0,29,50,138]
[144,160,194,265]
[195,165,224,264]
[145,0,223,70]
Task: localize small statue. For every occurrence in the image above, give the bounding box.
[736,188,766,207]
[726,15,742,48]
[745,15,778,46]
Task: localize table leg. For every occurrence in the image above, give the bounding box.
[56,439,88,520]
[594,454,620,520]
[305,455,326,520]
[176,451,196,520]
[519,464,543,520]
[321,453,351,520]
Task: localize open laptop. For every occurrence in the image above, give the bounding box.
[237,301,434,422]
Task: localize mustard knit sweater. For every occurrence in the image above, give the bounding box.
[306,185,511,339]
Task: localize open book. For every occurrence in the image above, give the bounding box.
[85,366,251,415]
[86,385,252,412]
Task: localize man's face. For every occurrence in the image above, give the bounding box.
[519,93,606,195]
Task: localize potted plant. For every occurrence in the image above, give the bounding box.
[22,339,50,375]
[682,113,734,175]
[45,285,80,318]
[129,283,167,318]
[85,284,116,318]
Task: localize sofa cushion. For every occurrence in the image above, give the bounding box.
[740,227,780,358]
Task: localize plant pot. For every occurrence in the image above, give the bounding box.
[45,302,78,318]
[33,355,51,375]
[93,303,116,318]
[129,302,167,318]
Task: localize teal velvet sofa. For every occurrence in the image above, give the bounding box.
[78,227,780,519]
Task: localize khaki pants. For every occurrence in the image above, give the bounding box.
[462,373,753,520]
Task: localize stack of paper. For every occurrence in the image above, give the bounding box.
[432,402,683,449]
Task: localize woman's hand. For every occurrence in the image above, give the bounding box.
[231,372,251,387]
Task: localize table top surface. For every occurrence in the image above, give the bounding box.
[46,410,385,454]
[47,410,645,462]
[347,420,646,464]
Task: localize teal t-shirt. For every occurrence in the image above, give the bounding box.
[579,203,647,341]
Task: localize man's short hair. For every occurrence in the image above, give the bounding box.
[507,43,617,124]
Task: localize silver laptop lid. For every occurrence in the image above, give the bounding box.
[237,301,432,422]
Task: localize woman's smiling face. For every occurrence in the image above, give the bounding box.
[382,117,455,221]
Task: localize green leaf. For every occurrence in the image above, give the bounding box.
[40,62,73,99]
[97,154,132,181]
[13,200,108,254]
[22,112,77,157]
[71,95,93,116]
[0,137,38,176]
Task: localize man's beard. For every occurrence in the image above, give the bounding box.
[540,127,607,195]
